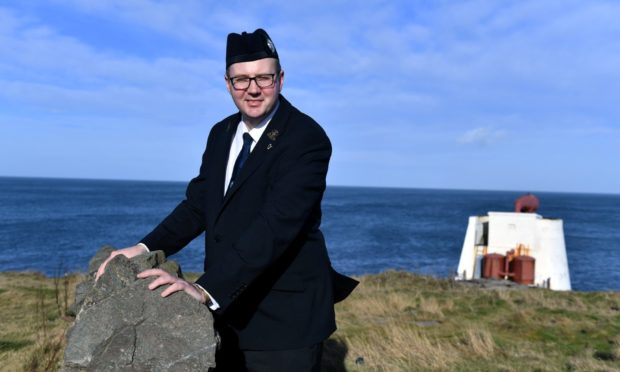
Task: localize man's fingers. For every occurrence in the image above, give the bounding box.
[135,269,202,302]
[95,254,115,281]
[160,281,185,297]
[95,246,148,282]
[137,269,175,291]
[136,268,166,279]
[95,265,103,281]
[147,275,173,290]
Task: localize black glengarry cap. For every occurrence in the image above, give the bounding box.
[226,28,278,68]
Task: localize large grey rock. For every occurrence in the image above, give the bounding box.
[63,247,216,371]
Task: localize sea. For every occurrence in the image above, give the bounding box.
[1,176,619,292]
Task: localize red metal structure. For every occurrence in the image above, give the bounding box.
[514,193,539,213]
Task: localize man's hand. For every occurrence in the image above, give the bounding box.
[137,269,207,304]
[95,245,148,281]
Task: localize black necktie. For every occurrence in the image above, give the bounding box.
[228,133,253,192]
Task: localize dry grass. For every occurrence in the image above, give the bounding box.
[0,272,83,371]
[325,271,620,371]
[460,327,496,358]
[341,326,460,371]
[2,270,620,371]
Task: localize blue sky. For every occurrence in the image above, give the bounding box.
[1,1,618,194]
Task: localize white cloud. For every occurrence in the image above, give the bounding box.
[49,0,223,47]
[0,5,232,126]
[1,1,619,192]
[4,1,619,127]
[458,127,507,145]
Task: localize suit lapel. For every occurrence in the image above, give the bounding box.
[217,96,292,214]
[207,115,240,222]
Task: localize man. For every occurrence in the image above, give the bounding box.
[96,29,357,371]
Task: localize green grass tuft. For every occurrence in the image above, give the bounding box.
[0,339,33,352]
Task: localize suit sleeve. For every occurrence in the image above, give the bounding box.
[140,128,216,256]
[196,122,331,311]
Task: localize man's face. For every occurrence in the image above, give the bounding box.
[226,58,284,127]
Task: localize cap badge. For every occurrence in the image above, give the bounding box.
[266,38,275,54]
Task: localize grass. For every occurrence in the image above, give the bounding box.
[0,272,83,371]
[1,270,619,371]
[323,271,620,371]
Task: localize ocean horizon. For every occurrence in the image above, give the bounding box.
[3,175,617,196]
[1,176,619,291]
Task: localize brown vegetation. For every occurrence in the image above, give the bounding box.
[324,271,620,371]
[0,272,83,371]
[1,271,619,371]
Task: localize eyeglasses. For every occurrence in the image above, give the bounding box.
[227,73,277,90]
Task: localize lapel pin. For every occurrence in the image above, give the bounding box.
[266,129,279,141]
[267,144,273,150]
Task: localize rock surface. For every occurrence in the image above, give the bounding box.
[63,246,216,371]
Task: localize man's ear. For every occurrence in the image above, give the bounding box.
[278,70,285,91]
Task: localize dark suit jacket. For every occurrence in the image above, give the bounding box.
[141,95,354,350]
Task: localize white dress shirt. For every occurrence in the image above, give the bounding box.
[224,101,280,194]
[139,101,281,311]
